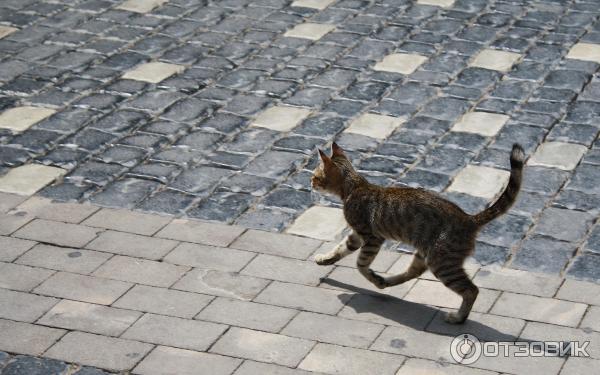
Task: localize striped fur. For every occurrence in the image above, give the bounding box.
[312,143,525,324]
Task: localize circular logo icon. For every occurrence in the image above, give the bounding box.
[450,333,482,364]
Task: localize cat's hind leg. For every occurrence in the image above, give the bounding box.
[356,235,387,289]
[383,253,427,286]
[315,231,363,265]
[431,262,478,324]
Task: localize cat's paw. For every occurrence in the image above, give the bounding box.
[315,254,338,266]
[445,312,466,324]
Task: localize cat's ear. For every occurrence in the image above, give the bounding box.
[318,149,331,164]
[331,142,345,156]
[331,142,345,157]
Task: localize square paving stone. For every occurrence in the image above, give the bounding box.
[491,292,586,327]
[451,111,509,137]
[287,205,346,241]
[86,231,177,260]
[241,254,331,286]
[173,268,269,301]
[0,212,32,236]
[45,332,153,372]
[0,164,65,196]
[82,208,170,236]
[291,0,336,9]
[231,229,321,260]
[113,284,212,319]
[0,319,65,356]
[164,242,255,272]
[93,255,188,288]
[470,49,522,71]
[133,346,241,375]
[528,141,587,170]
[534,207,592,242]
[373,53,428,75]
[284,23,335,41]
[14,219,100,248]
[566,42,600,64]
[34,272,132,305]
[122,313,227,351]
[566,254,600,282]
[197,298,297,333]
[370,324,455,362]
[0,262,54,292]
[211,327,314,367]
[473,265,562,297]
[0,288,58,323]
[426,310,525,343]
[256,280,351,314]
[282,311,384,348]
[299,343,405,375]
[344,113,405,140]
[122,62,185,83]
[252,106,312,132]
[38,300,141,336]
[11,197,98,224]
[0,106,56,132]
[116,0,167,13]
[16,244,111,274]
[0,236,35,262]
[234,361,316,375]
[404,279,499,313]
[447,165,510,199]
[397,358,496,375]
[156,218,245,247]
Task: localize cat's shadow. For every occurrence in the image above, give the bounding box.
[322,277,535,344]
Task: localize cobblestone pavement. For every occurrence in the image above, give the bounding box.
[1,194,600,374]
[0,1,600,280]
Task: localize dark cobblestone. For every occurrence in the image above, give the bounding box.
[567,254,600,282]
[1,355,68,375]
[512,235,576,275]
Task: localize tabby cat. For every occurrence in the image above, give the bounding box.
[312,142,524,324]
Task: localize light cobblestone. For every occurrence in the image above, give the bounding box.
[0,107,56,132]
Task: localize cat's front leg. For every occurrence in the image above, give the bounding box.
[315,231,363,265]
[356,235,387,289]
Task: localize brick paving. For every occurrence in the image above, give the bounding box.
[0,0,600,373]
[0,194,599,374]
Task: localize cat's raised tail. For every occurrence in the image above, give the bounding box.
[472,143,525,226]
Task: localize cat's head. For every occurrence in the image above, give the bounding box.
[311,142,348,195]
